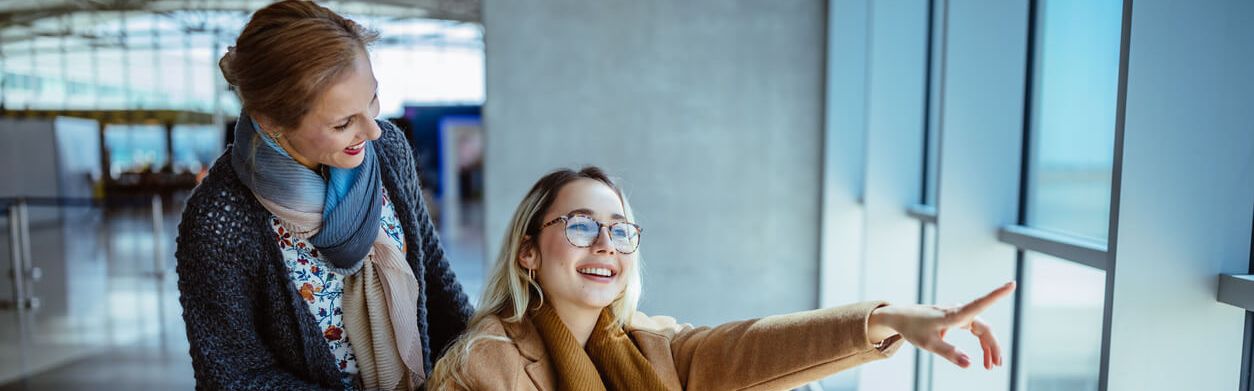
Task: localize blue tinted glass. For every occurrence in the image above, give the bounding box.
[104,124,170,174]
[1026,0,1122,241]
[1018,252,1105,391]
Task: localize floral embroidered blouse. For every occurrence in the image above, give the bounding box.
[270,187,407,389]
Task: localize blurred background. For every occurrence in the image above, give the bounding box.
[0,1,1250,391]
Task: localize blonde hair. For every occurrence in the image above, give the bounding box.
[428,166,643,389]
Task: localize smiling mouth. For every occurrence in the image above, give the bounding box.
[576,267,616,278]
[344,141,366,155]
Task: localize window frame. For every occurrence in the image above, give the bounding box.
[998,0,1134,390]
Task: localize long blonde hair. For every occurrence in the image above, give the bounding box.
[428,166,643,389]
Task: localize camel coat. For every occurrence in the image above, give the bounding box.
[437,300,905,390]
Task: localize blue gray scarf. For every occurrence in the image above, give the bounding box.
[231,112,426,388]
[230,111,381,272]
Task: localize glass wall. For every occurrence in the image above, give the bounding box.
[1024,0,1123,242]
[1016,1,1123,389]
[1017,252,1106,391]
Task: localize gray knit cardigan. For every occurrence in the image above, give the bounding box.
[175,120,473,390]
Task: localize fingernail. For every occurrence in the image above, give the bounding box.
[958,355,970,367]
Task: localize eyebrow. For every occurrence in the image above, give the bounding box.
[565,208,626,221]
[331,80,380,125]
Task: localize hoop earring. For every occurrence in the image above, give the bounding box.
[528,268,535,281]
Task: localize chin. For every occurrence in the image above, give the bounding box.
[577,294,620,310]
[329,156,365,169]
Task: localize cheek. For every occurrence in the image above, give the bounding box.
[617,256,636,285]
[290,132,336,156]
[540,234,578,269]
[319,133,354,152]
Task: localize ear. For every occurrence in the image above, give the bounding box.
[252,114,282,134]
[518,235,539,270]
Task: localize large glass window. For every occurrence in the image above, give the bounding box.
[1017,252,1106,391]
[171,125,223,173]
[915,223,938,391]
[913,1,945,390]
[1016,1,1123,390]
[104,124,167,176]
[0,11,482,115]
[1024,0,1123,241]
[921,0,945,208]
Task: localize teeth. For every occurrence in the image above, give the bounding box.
[347,142,365,150]
[577,267,613,277]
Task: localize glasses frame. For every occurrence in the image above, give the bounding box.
[539,214,643,254]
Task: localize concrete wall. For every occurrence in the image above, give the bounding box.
[1102,0,1254,389]
[482,0,827,325]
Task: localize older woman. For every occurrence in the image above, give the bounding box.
[175,1,472,389]
[429,166,1014,390]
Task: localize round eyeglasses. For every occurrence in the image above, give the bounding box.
[540,215,642,254]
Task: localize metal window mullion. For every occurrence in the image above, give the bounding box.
[906,203,938,224]
[997,224,1108,271]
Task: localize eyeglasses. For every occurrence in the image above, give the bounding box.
[540,214,642,254]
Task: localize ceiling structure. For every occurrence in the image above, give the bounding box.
[0,0,481,49]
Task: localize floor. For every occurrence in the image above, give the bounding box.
[0,198,486,390]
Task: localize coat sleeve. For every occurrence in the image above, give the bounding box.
[669,301,905,391]
[175,200,338,390]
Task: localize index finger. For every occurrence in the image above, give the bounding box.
[954,281,1016,321]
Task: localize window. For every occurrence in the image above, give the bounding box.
[1013,1,1124,390]
[915,223,939,391]
[104,124,168,176]
[1024,0,1123,241]
[913,1,946,390]
[171,125,223,173]
[1017,252,1105,391]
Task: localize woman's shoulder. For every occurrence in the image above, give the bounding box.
[372,119,413,162]
[433,314,528,389]
[183,149,258,216]
[464,313,509,336]
[371,119,422,191]
[178,149,265,243]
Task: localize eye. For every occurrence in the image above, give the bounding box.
[610,224,627,237]
[334,118,353,131]
[566,216,598,232]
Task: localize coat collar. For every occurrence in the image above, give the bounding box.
[499,315,554,389]
[493,311,687,391]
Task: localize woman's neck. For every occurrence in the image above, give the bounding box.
[548,300,602,347]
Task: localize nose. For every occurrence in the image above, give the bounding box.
[590,226,617,255]
[363,118,383,141]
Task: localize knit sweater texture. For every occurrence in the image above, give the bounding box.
[175,119,473,390]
